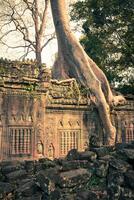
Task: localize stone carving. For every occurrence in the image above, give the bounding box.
[0,58,40,78]
[36,124,44,140]
[46,127,54,143]
[58,119,81,130]
[11,115,16,122]
[59,120,64,127]
[37,140,44,156]
[68,121,72,127]
[77,120,80,126]
[0,59,134,160]
[47,79,88,105]
[48,143,55,159]
[0,58,52,94]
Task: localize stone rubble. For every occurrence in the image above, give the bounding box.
[0,142,134,200]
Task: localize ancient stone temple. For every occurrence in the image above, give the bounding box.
[0,59,134,160]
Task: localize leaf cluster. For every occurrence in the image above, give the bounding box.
[71,0,134,94]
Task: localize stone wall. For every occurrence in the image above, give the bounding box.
[0,59,134,161]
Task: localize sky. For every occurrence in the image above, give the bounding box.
[0,39,58,67]
[0,0,79,67]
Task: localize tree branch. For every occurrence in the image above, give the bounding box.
[0,39,34,51]
[41,33,56,50]
[0,29,17,40]
[19,49,34,60]
[39,0,49,37]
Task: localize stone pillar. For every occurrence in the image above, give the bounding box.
[9,128,15,154]
[0,126,2,160]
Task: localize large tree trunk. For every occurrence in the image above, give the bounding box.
[50,0,124,145]
[35,37,42,65]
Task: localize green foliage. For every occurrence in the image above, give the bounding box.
[0,65,8,74]
[24,82,39,92]
[86,175,106,189]
[71,0,134,94]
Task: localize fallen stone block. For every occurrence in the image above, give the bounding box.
[79,151,97,161]
[0,182,14,199]
[94,159,109,178]
[109,158,132,172]
[16,179,40,197]
[59,168,91,188]
[6,169,27,181]
[66,149,80,161]
[125,170,134,189]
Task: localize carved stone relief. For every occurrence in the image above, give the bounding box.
[48,143,55,159]
[35,124,44,156]
[58,118,81,130]
[37,140,44,156]
[36,124,44,140]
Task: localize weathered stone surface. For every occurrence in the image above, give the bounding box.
[91,146,113,158]
[66,149,80,161]
[16,179,40,197]
[1,164,22,175]
[107,170,124,200]
[107,185,121,200]
[120,188,134,200]
[0,160,19,167]
[109,158,131,172]
[0,182,14,198]
[38,158,56,168]
[76,190,107,200]
[108,171,124,186]
[34,159,57,172]
[0,145,134,199]
[49,189,61,200]
[76,190,95,200]
[59,160,89,172]
[59,168,91,188]
[0,169,5,182]
[37,168,61,186]
[60,160,80,171]
[79,151,97,161]
[121,148,134,160]
[116,142,134,150]
[125,170,134,189]
[6,169,27,181]
[24,160,36,174]
[36,171,56,195]
[17,193,42,200]
[18,177,33,186]
[94,159,109,178]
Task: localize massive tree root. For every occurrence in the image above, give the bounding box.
[50,0,125,145]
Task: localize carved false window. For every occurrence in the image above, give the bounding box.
[125,122,134,143]
[59,130,79,156]
[9,127,33,155]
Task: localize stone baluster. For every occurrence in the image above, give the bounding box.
[26,129,28,154]
[12,129,15,154]
[27,129,31,154]
[15,129,19,154]
[20,129,23,154]
[63,132,67,154]
[23,129,26,154]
